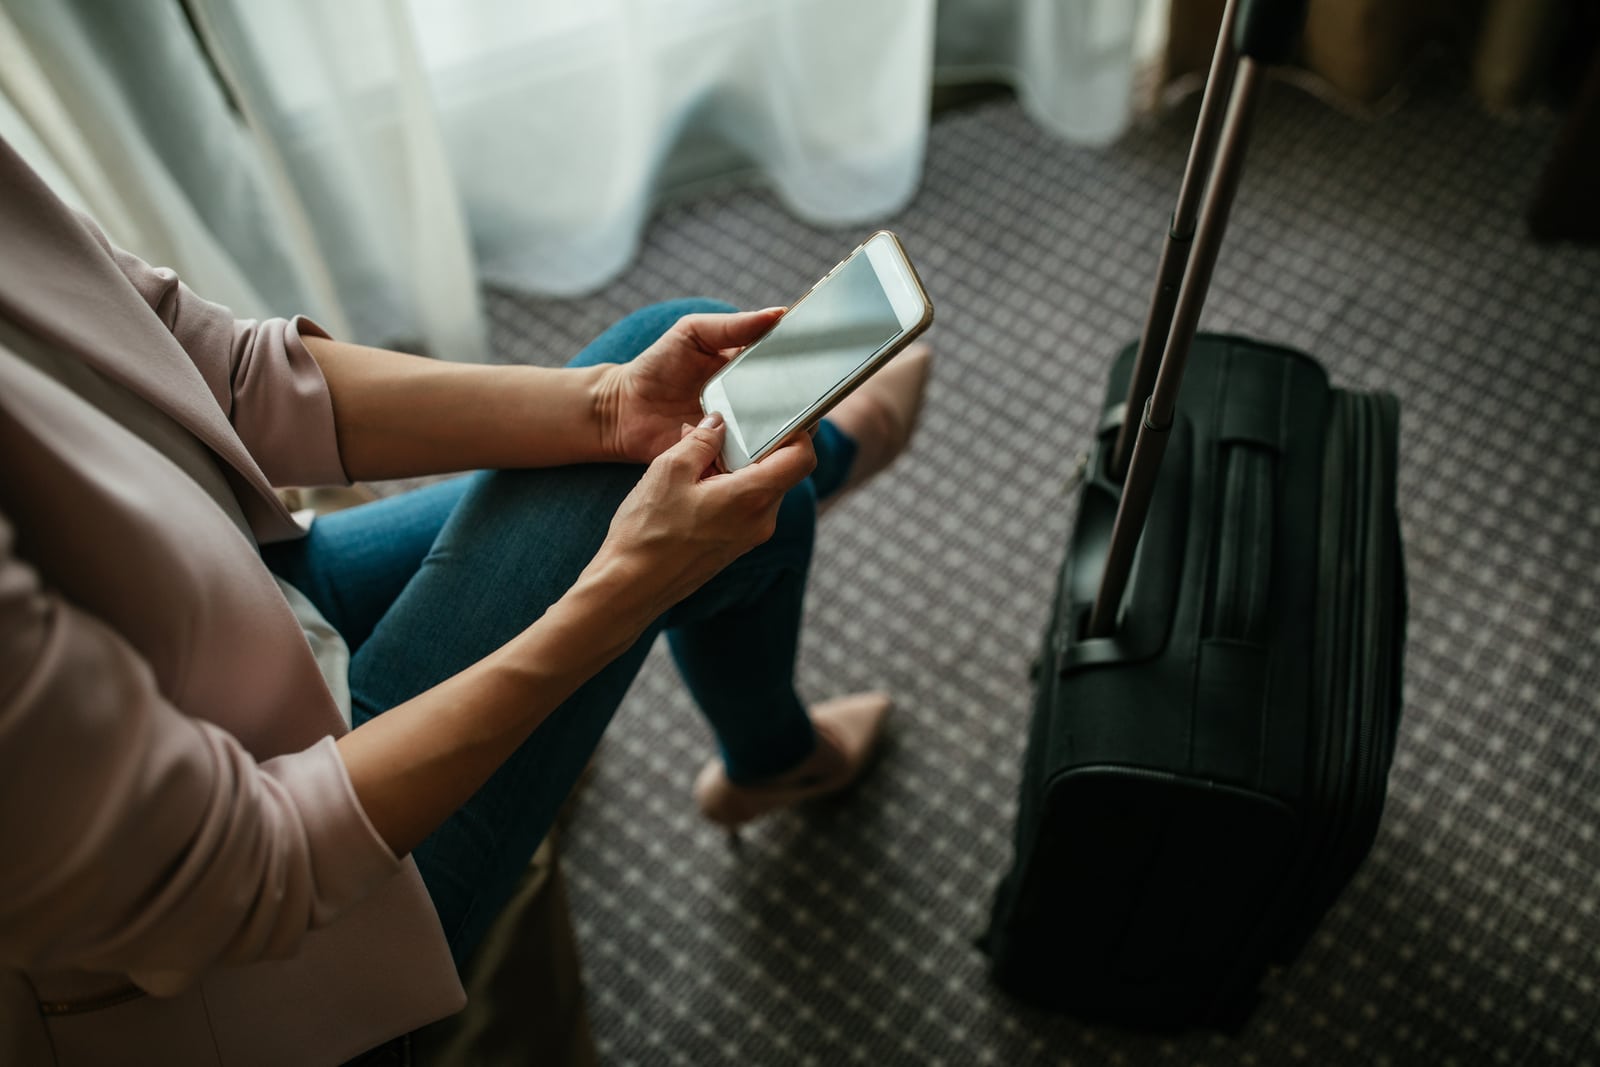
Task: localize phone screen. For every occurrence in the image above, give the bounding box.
[719,250,904,455]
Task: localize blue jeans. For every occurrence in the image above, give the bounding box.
[263,299,858,966]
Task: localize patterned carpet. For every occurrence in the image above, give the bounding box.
[481,72,1600,1066]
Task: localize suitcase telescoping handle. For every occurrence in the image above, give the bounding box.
[1087,0,1308,638]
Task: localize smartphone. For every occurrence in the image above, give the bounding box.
[700,231,933,471]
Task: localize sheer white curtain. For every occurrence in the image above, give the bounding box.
[0,0,1146,362]
[0,1,328,330]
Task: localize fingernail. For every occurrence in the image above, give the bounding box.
[760,306,786,315]
[698,412,724,430]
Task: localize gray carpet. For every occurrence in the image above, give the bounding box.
[482,74,1600,1066]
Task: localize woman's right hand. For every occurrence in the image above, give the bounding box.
[591,413,817,619]
[337,412,814,860]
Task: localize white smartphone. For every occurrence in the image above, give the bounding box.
[700,231,934,471]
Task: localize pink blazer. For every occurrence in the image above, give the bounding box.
[0,141,463,1064]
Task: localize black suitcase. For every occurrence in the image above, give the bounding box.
[983,0,1406,1029]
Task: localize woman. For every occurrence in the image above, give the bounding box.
[0,134,929,1066]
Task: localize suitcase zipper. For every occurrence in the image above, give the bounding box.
[1343,392,1400,835]
[1297,390,1400,935]
[1350,391,1402,821]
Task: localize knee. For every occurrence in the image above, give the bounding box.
[764,479,818,563]
[565,298,740,369]
[649,297,738,318]
[466,465,643,559]
[616,298,739,343]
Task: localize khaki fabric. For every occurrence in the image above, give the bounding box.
[412,836,597,1067]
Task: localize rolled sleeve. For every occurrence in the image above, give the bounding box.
[226,312,351,488]
[0,517,396,994]
[260,734,401,926]
[89,218,351,488]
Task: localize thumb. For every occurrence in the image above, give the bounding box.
[667,412,726,476]
[677,307,785,353]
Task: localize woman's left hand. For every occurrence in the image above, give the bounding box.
[594,307,784,463]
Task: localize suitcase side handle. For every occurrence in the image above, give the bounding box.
[1207,442,1275,641]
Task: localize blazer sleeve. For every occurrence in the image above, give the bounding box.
[79,216,352,489]
[0,512,400,994]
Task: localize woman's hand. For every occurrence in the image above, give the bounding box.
[593,308,784,464]
[337,412,814,859]
[589,412,816,618]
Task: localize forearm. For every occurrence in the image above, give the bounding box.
[336,550,656,858]
[331,412,808,859]
[304,335,614,479]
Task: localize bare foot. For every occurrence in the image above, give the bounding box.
[821,342,932,513]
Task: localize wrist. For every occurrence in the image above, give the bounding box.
[585,362,626,462]
[580,544,665,625]
[528,546,660,667]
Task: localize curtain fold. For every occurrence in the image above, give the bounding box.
[185,0,487,361]
[936,0,1147,142]
[0,0,1145,359]
[0,1,303,326]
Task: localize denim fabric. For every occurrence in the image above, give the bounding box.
[264,299,857,966]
